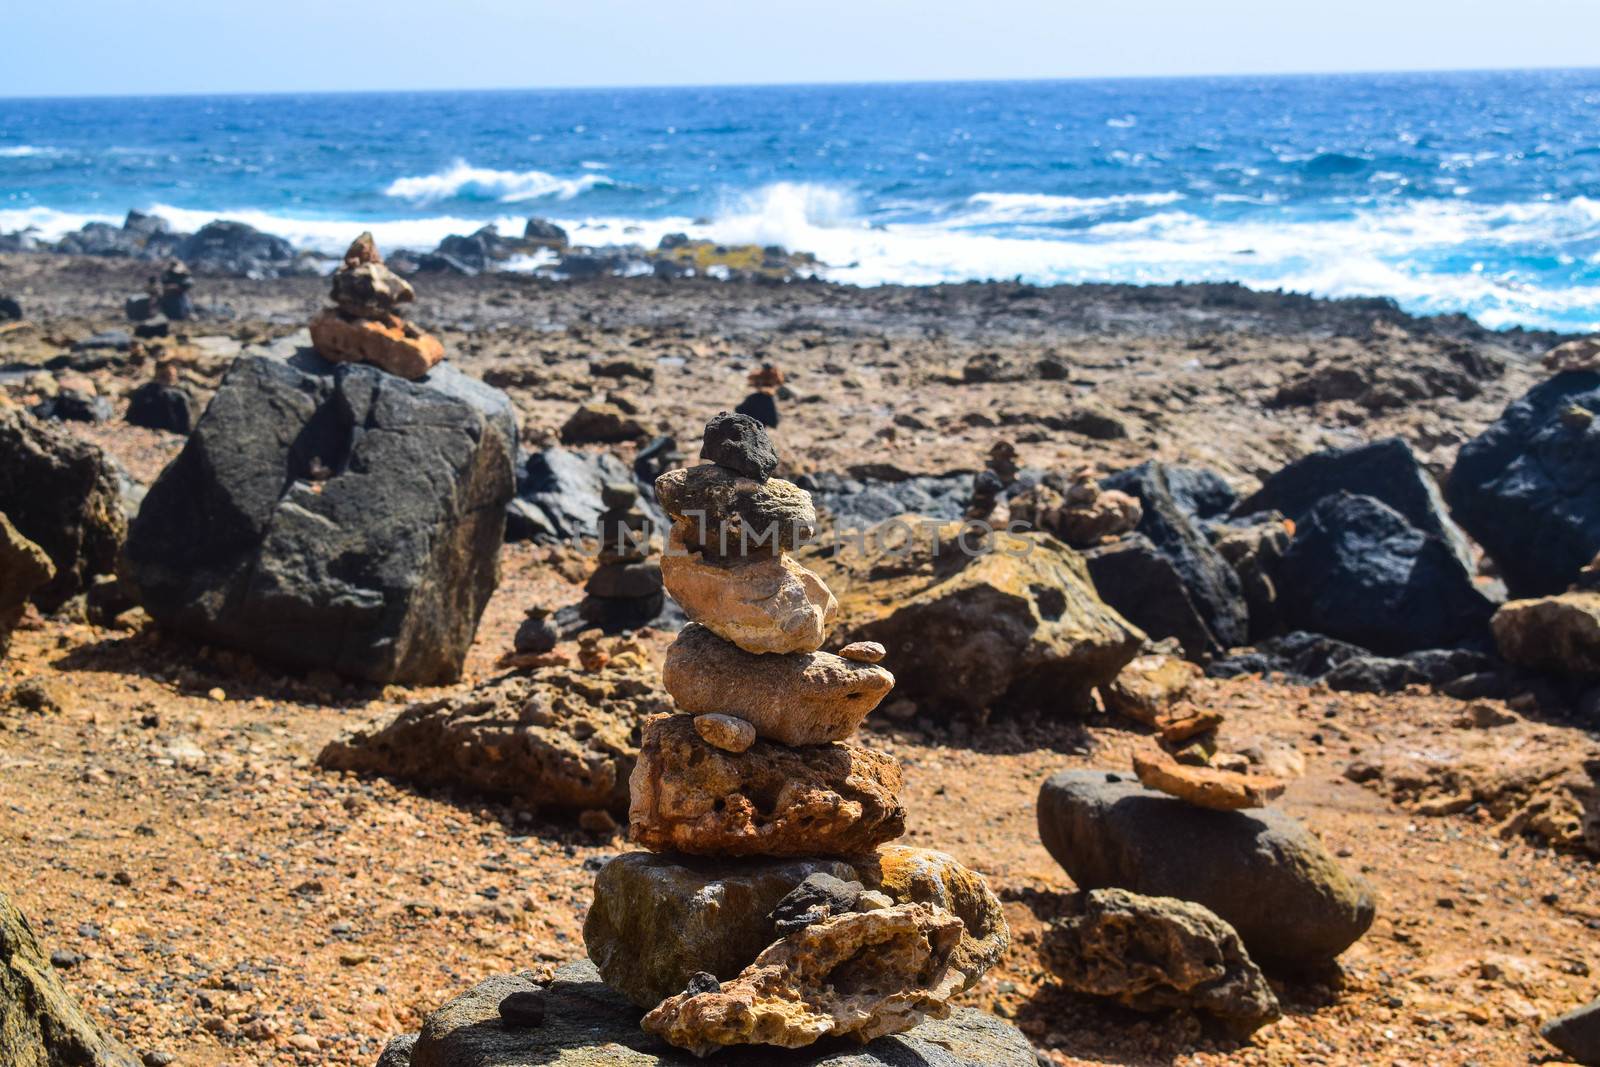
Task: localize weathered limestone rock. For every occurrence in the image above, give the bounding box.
[0,407,125,612]
[1038,770,1375,971]
[383,958,1039,1066]
[656,466,817,556]
[628,714,906,857]
[583,852,858,1009]
[641,904,965,1058]
[124,349,515,685]
[693,712,756,753]
[662,624,895,745]
[1492,592,1600,677]
[1102,653,1204,727]
[661,524,836,653]
[804,520,1143,717]
[318,665,670,814]
[1041,888,1280,1037]
[1132,749,1285,810]
[1,889,139,1067]
[0,515,54,660]
[852,845,1009,992]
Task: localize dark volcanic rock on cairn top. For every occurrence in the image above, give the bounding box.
[1235,436,1472,568]
[124,348,516,685]
[699,410,779,480]
[1,888,140,1067]
[1102,461,1248,655]
[1447,370,1600,597]
[319,663,669,814]
[378,959,1037,1066]
[805,521,1144,718]
[1037,770,1376,972]
[1276,491,1493,655]
[0,406,126,612]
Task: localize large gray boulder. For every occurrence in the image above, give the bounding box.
[381,958,1037,1066]
[124,349,516,684]
[1037,770,1375,971]
[0,407,126,611]
[2,889,139,1067]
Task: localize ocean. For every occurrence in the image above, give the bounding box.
[2,70,1599,330]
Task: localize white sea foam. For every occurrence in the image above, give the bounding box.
[0,145,62,158]
[384,160,613,204]
[960,190,1184,225]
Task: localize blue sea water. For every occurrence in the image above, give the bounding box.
[3,70,1599,330]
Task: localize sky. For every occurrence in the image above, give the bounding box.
[5,0,1600,97]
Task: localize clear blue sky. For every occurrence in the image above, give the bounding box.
[6,0,1600,97]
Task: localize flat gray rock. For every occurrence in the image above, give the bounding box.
[383,959,1037,1066]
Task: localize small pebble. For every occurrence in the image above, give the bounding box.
[838,641,887,664]
[693,712,757,753]
[499,988,547,1028]
[685,971,721,995]
[856,890,895,911]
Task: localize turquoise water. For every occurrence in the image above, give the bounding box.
[3,71,1599,328]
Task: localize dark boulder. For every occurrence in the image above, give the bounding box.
[30,390,113,423]
[800,470,974,528]
[432,225,515,273]
[0,295,22,322]
[523,217,569,248]
[1101,461,1248,654]
[1236,437,1471,568]
[1276,492,1493,655]
[55,211,178,260]
[125,381,198,435]
[1037,770,1376,972]
[506,448,653,544]
[1447,371,1600,597]
[1083,534,1216,661]
[124,349,516,685]
[1164,465,1237,521]
[1541,997,1600,1067]
[733,390,780,428]
[0,407,126,611]
[1206,631,1368,681]
[173,220,300,278]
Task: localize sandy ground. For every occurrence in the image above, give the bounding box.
[1,254,1597,1065]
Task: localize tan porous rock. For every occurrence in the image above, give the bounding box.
[309,307,445,380]
[853,845,1009,991]
[839,641,887,663]
[655,465,817,556]
[693,712,756,753]
[640,902,965,1057]
[660,523,836,654]
[1492,592,1600,677]
[628,713,906,857]
[662,623,895,745]
[1103,652,1205,727]
[582,851,858,1009]
[1542,336,1600,374]
[1133,749,1285,811]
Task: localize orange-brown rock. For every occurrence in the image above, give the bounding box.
[659,523,836,654]
[309,308,444,380]
[640,902,965,1057]
[628,713,905,857]
[1159,710,1225,746]
[1132,749,1285,811]
[1103,653,1204,727]
[852,845,1009,991]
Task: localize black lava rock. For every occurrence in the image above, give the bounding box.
[1083,533,1218,661]
[1276,492,1493,655]
[734,390,780,429]
[497,988,546,1028]
[699,411,778,480]
[125,382,198,435]
[769,873,864,934]
[1447,370,1600,596]
[123,348,516,684]
[1206,631,1369,681]
[31,390,113,424]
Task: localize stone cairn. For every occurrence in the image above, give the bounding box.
[580,411,1013,1057]
[734,361,782,428]
[125,258,194,334]
[309,232,443,380]
[581,480,665,629]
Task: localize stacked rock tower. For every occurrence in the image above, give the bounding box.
[582,412,1018,1059]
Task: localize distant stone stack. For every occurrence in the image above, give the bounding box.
[579,481,665,629]
[734,361,783,428]
[578,412,1018,1059]
[309,232,444,379]
[125,258,195,336]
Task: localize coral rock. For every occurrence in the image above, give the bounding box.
[628,714,905,857]
[310,307,445,380]
[661,524,836,654]
[1042,888,1280,1037]
[641,903,965,1057]
[583,851,857,1009]
[1132,749,1284,810]
[662,624,895,745]
[852,845,1009,992]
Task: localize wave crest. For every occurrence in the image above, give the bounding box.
[384,160,613,204]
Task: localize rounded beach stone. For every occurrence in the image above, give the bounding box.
[582,851,858,1009]
[662,624,895,745]
[693,712,756,753]
[1036,769,1376,971]
[628,713,905,858]
[839,641,886,663]
[661,524,836,654]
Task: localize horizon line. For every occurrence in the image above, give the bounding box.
[1,62,1596,103]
